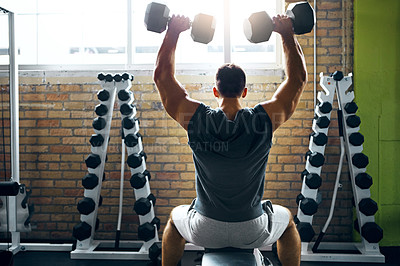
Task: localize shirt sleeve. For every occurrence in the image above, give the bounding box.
[253,104,273,140]
[187,103,208,141]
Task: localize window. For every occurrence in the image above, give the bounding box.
[0,0,283,69]
[0,12,10,65]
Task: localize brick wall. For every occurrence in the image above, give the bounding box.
[0,0,354,243]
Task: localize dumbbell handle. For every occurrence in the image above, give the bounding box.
[269,17,295,33]
[166,15,195,28]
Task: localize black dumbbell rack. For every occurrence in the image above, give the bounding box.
[71,73,159,261]
[295,72,385,263]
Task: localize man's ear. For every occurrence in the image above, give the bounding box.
[213,87,220,98]
[242,88,248,98]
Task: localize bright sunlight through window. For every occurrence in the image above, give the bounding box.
[0,0,283,69]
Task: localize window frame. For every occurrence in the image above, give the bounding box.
[0,0,284,72]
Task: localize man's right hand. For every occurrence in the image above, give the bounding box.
[273,15,294,39]
[167,15,190,38]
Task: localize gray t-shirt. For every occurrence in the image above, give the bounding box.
[187,103,273,222]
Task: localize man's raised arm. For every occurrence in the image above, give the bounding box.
[261,15,308,132]
[153,15,200,130]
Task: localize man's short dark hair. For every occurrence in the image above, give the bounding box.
[215,63,246,98]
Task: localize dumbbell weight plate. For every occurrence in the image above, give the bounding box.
[191,13,216,44]
[144,2,170,33]
[286,1,315,35]
[73,222,92,241]
[243,11,273,43]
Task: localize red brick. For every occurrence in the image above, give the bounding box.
[156,172,180,180]
[46,93,69,101]
[23,94,45,101]
[37,119,60,127]
[50,145,73,153]
[50,128,72,136]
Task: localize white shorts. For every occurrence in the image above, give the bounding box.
[171,200,290,249]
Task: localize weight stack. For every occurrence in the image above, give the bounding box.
[295,73,336,242]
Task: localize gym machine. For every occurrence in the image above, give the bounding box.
[70,73,161,263]
[295,71,385,263]
[0,6,70,260]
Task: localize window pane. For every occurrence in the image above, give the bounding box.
[0,14,9,65]
[132,0,224,65]
[16,0,127,65]
[3,0,283,68]
[17,15,37,64]
[230,0,278,64]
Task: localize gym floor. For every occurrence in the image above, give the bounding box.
[10,247,400,266]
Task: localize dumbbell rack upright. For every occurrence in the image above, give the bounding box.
[295,72,385,263]
[71,73,159,261]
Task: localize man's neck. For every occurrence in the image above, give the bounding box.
[218,97,242,120]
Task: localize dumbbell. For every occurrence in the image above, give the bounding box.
[296,193,319,215]
[73,221,92,241]
[120,103,136,116]
[85,154,101,169]
[118,89,133,102]
[89,134,104,147]
[134,193,156,216]
[243,1,315,43]
[305,150,325,167]
[358,198,378,216]
[310,132,328,146]
[113,73,134,82]
[130,170,151,189]
[97,73,114,82]
[144,2,216,44]
[127,151,147,169]
[82,173,99,189]
[355,173,373,189]
[344,101,358,114]
[125,133,140,147]
[149,242,162,264]
[138,216,161,242]
[349,132,364,146]
[77,197,96,215]
[352,153,369,169]
[318,101,332,114]
[97,89,110,102]
[92,117,106,131]
[354,219,383,243]
[301,170,322,189]
[122,117,138,130]
[346,115,361,128]
[294,216,315,242]
[95,104,108,116]
[315,116,330,128]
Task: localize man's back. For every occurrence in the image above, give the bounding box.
[188,103,273,222]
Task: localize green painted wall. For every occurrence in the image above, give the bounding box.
[354,0,400,246]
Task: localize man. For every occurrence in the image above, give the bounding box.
[153,13,307,266]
